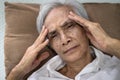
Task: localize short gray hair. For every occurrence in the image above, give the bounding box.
[36,0,89,33]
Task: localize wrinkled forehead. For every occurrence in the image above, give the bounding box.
[44,6,73,27]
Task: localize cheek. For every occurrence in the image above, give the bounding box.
[50,40,62,54]
[69,27,88,43]
[69,27,84,38]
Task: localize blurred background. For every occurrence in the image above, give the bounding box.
[0,0,120,80]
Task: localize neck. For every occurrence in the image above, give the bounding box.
[67,49,93,73]
[58,47,93,79]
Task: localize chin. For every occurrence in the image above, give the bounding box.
[63,50,84,63]
[64,47,89,63]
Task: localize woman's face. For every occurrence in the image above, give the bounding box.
[44,6,89,63]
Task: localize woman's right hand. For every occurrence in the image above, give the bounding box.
[7,26,49,80]
[18,25,49,74]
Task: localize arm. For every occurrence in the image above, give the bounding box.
[7,26,50,80]
[68,11,120,59]
[107,38,120,58]
[6,65,26,80]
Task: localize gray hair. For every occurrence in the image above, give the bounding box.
[36,0,89,33]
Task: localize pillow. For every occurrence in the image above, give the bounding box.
[4,2,56,78]
[84,3,120,39]
[4,2,120,79]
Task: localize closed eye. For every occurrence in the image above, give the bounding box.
[50,34,57,38]
[48,31,58,39]
[65,22,76,29]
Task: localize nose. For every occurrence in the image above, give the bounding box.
[61,32,71,46]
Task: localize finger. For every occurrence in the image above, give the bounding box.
[39,28,48,43]
[39,25,46,36]
[32,52,49,65]
[86,31,99,47]
[34,28,48,47]
[38,52,49,62]
[68,11,92,28]
[35,25,45,42]
[32,52,49,70]
[86,31,94,41]
[35,39,49,53]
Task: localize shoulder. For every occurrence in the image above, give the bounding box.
[28,55,62,79]
[92,46,120,68]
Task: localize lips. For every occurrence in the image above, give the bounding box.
[64,45,79,54]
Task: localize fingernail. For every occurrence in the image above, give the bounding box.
[68,15,71,18]
[46,39,49,42]
[69,11,74,14]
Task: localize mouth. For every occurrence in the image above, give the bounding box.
[64,45,79,54]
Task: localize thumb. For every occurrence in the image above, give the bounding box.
[38,52,50,62]
[86,31,96,44]
[32,52,49,69]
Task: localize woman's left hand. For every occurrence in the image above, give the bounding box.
[68,11,117,56]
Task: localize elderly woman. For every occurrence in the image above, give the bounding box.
[7,0,120,80]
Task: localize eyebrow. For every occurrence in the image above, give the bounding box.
[48,31,57,36]
[47,19,75,37]
[61,19,74,28]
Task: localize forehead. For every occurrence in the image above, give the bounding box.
[44,6,72,28]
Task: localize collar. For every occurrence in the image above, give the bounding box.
[46,46,111,79]
[76,46,111,77]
